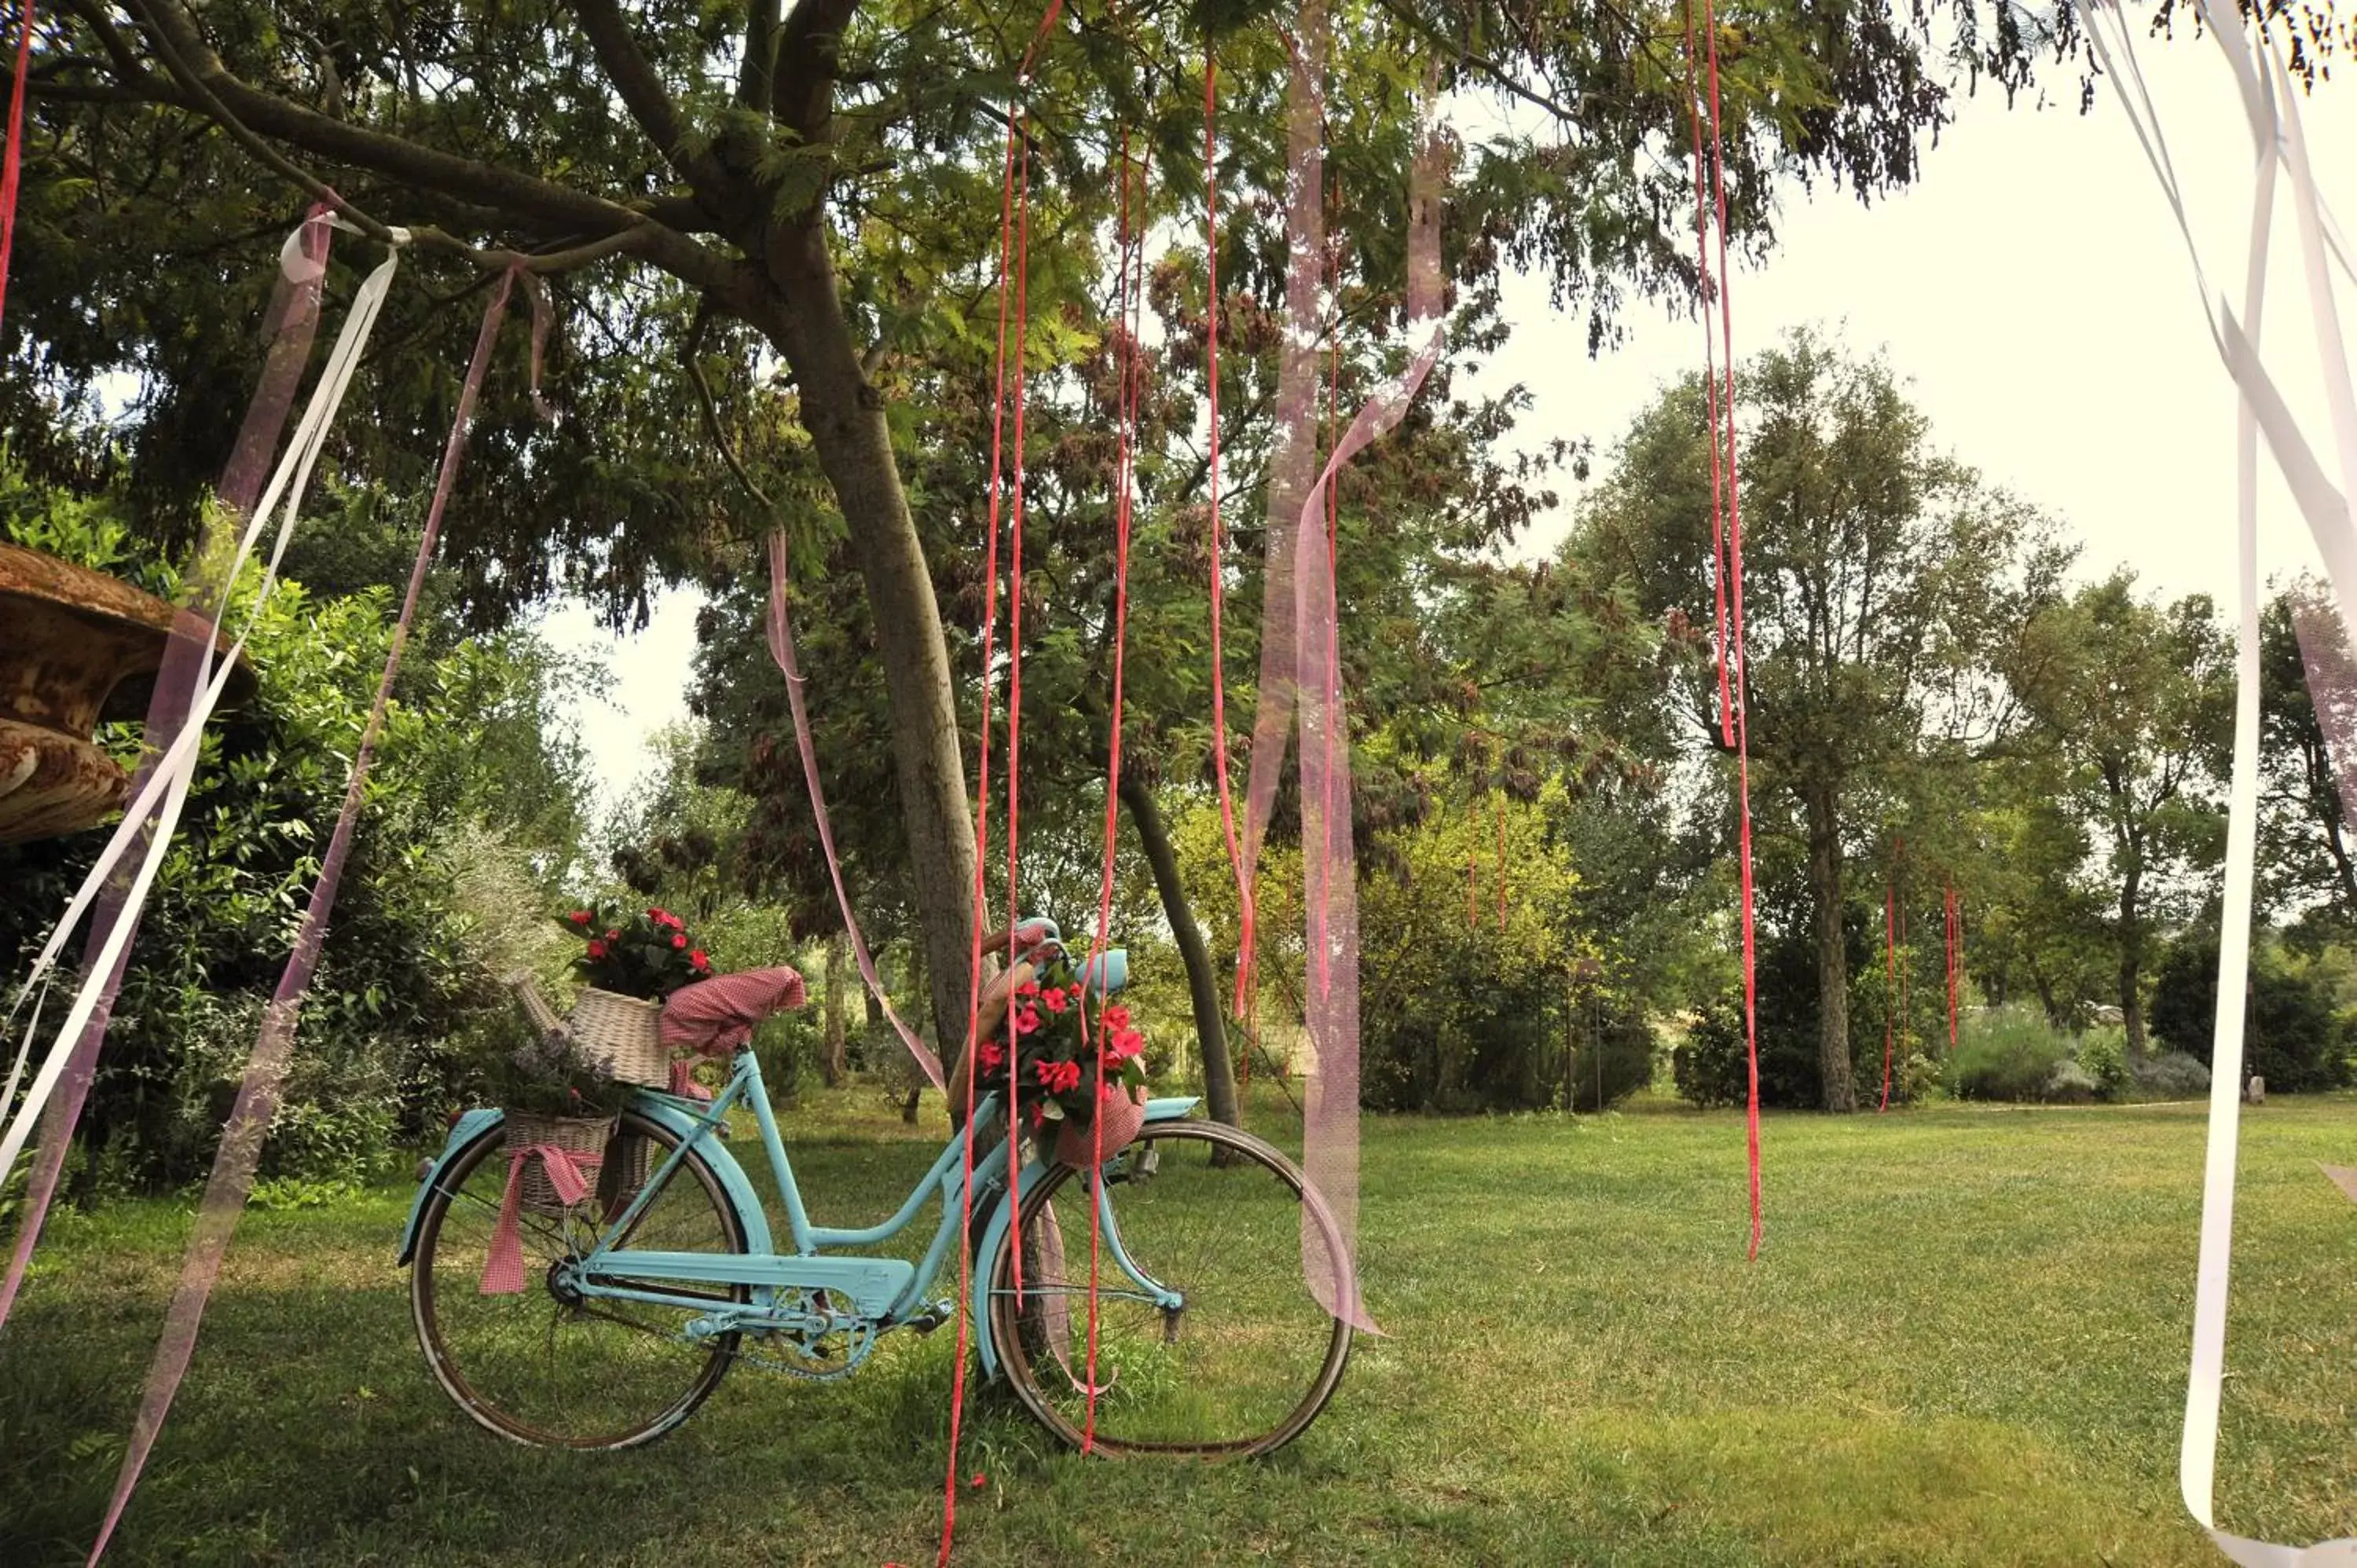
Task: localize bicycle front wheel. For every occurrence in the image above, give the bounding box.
[988,1119,1353,1456]
[410,1108,749,1449]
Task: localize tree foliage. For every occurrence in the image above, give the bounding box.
[2003,573,2232,1054]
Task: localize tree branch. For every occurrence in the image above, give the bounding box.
[684,297,782,524]
[61,0,159,90]
[741,0,783,115]
[118,0,746,292]
[773,0,861,144]
[566,0,742,207]
[0,69,163,104]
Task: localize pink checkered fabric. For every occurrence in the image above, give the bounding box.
[660,966,808,1056]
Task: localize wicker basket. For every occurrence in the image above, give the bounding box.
[501,1112,614,1218]
[599,1127,654,1215]
[570,986,669,1087]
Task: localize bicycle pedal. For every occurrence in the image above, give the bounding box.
[903,1299,957,1335]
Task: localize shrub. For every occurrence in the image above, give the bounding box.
[1897,1050,1945,1105]
[2151,933,2354,1094]
[1948,1003,2072,1101]
[2131,1050,2212,1100]
[2044,1060,2102,1104]
[2075,1026,2130,1094]
[1561,1006,1657,1112]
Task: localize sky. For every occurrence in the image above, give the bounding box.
[1486,26,2357,592]
[548,26,2357,806]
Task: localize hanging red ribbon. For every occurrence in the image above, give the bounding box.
[1202,55,1255,1021]
[1882,875,1896,1114]
[1494,791,1507,930]
[1948,888,1963,1053]
[1896,895,1910,1088]
[1684,0,1761,1251]
[1679,0,1734,749]
[941,9,1062,1554]
[1078,122,1147,1459]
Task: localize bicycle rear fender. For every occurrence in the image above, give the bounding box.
[396,1098,775,1266]
[971,1095,1199,1379]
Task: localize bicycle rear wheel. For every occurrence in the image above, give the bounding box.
[410,1108,748,1448]
[988,1119,1352,1456]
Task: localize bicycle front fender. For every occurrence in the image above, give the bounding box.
[395,1096,774,1267]
[971,1095,1199,1379]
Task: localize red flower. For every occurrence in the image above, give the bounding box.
[569,910,592,925]
[1041,989,1069,1014]
[1014,1007,1041,1035]
[977,1042,1005,1073]
[1102,1003,1131,1031]
[672,934,687,950]
[968,1472,987,1489]
[691,949,710,971]
[1014,980,1040,998]
[605,929,620,941]
[1108,1028,1144,1064]
[588,940,607,958]
[1036,1059,1081,1094]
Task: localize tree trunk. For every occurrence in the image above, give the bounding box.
[752,223,977,1061]
[820,933,847,1088]
[2118,859,2147,1057]
[1805,778,1858,1112]
[1118,773,1240,1128]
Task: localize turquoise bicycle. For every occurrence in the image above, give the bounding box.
[398,962,1352,1457]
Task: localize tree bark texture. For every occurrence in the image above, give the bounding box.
[1119,773,1240,1127]
[2118,857,2147,1057]
[1805,779,1858,1112]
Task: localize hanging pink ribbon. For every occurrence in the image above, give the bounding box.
[665,1060,713,1101]
[478,1142,603,1295]
[1279,74,1450,1339]
[83,264,533,1566]
[763,534,945,1090]
[0,211,336,1334]
[0,0,33,331]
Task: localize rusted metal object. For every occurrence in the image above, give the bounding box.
[0,541,252,843]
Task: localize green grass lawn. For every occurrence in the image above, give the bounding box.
[3,1086,2352,1566]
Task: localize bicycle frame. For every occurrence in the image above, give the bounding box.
[559,1048,1189,1349]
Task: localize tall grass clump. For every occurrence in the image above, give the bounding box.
[1948,1003,2073,1101]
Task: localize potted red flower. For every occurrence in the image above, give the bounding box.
[973,949,1150,1166]
[555,900,714,1086]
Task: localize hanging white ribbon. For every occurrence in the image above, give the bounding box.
[0,222,405,1187]
[2074,4,2357,1563]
